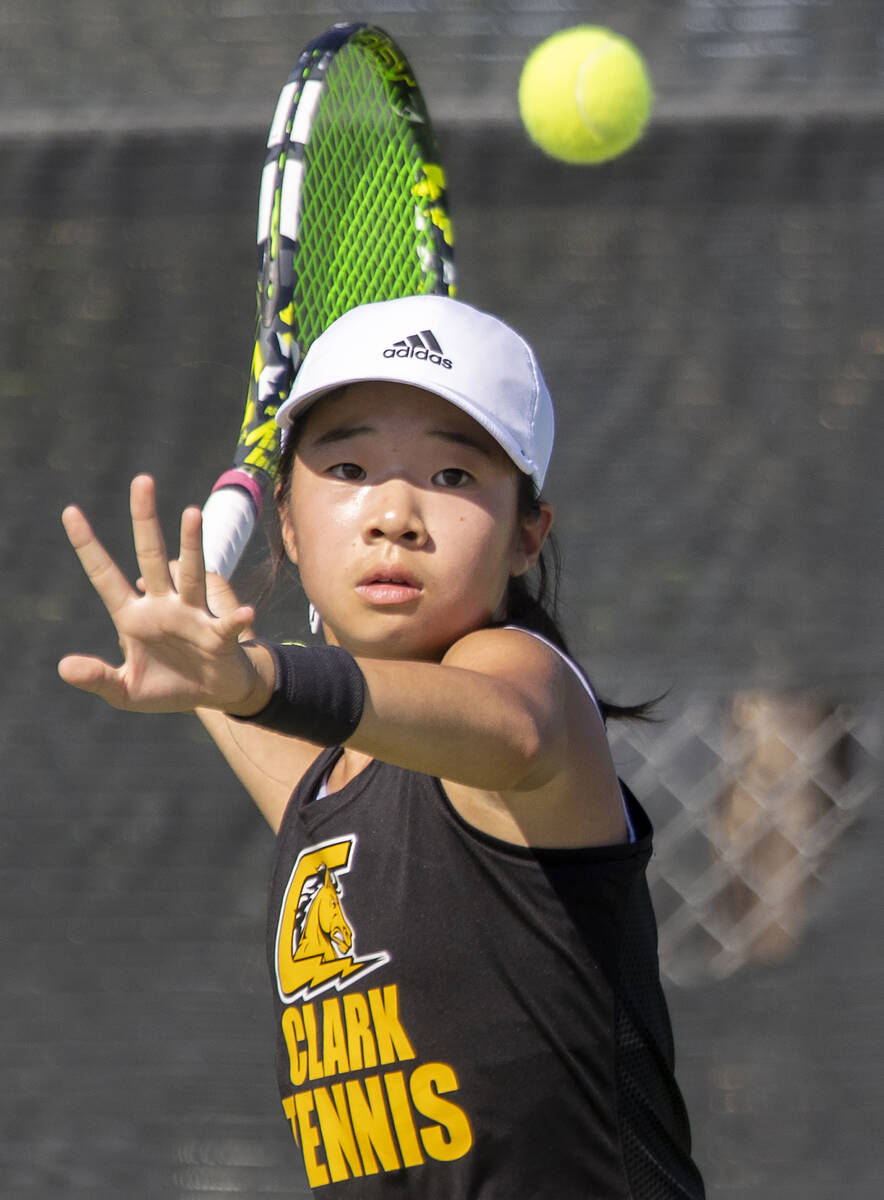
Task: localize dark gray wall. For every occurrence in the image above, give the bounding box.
[2,3,881,1196]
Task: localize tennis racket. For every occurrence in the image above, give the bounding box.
[201,22,456,579]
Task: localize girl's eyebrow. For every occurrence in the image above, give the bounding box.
[309,424,376,447]
[427,429,495,459]
[308,424,495,459]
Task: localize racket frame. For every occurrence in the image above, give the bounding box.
[202,23,455,579]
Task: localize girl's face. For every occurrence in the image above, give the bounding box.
[278,382,552,661]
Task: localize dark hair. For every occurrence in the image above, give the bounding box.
[503,475,657,723]
[264,410,655,723]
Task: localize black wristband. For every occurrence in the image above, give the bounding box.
[231,641,365,746]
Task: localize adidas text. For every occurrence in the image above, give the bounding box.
[383,345,453,369]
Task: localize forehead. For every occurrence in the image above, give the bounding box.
[300,381,507,461]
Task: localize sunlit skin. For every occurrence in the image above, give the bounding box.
[279,382,549,663]
[57,382,626,846]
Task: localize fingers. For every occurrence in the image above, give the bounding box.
[130,475,174,596]
[67,481,222,617]
[58,654,126,706]
[62,504,136,618]
[220,604,258,644]
[205,570,249,623]
[177,506,208,610]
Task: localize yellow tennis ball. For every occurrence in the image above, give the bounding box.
[518,26,653,164]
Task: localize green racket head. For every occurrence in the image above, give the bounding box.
[204,24,455,578]
[294,33,455,343]
[236,24,455,483]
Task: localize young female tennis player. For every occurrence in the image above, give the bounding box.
[60,296,704,1198]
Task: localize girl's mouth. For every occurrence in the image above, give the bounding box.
[356,569,422,606]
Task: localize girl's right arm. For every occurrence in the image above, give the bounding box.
[196,707,315,832]
[59,475,319,832]
[198,570,320,832]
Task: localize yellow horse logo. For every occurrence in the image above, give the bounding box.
[275,836,390,1003]
[294,864,352,962]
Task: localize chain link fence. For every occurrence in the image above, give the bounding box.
[611,694,881,984]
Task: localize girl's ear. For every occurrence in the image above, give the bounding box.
[274,481,299,564]
[511,501,554,578]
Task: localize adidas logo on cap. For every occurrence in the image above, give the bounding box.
[383,329,453,370]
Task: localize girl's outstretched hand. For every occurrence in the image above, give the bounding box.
[59,475,270,716]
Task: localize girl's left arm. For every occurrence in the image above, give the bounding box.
[345,628,625,845]
[350,628,569,792]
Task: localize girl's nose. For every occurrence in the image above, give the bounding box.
[362,481,428,547]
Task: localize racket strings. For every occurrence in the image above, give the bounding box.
[291,44,449,346]
[230,28,455,489]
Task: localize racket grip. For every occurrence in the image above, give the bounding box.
[202,483,259,580]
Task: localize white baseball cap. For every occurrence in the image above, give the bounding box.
[275,295,555,489]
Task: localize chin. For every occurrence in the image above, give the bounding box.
[328,615,475,663]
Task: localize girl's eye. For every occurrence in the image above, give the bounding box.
[329,462,365,481]
[432,467,472,488]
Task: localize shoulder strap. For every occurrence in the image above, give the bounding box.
[502,626,604,720]
[503,626,635,843]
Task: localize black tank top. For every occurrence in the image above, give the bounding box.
[266,751,704,1198]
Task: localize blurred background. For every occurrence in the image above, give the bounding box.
[2,1,882,1196]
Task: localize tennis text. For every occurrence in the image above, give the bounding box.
[279,983,473,1187]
